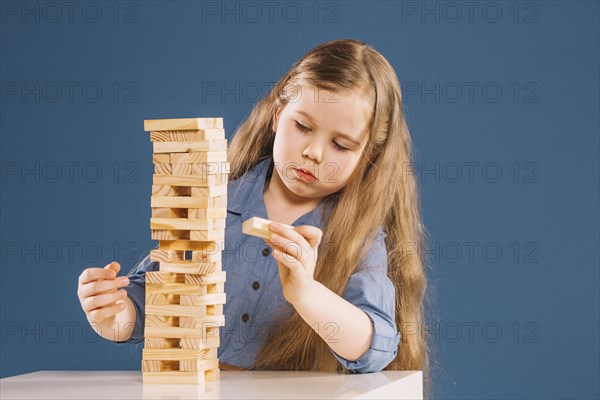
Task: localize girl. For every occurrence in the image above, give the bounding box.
[77,38,431,395]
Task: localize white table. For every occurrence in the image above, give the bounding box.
[0,370,422,399]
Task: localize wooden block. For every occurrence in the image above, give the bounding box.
[187,208,227,219]
[159,240,223,252]
[146,304,216,318]
[191,185,228,198]
[179,295,225,308]
[171,151,228,164]
[153,161,232,180]
[142,361,220,384]
[153,139,227,153]
[142,360,161,373]
[151,195,227,209]
[213,218,227,229]
[180,336,220,350]
[150,250,221,264]
[143,337,221,351]
[159,261,222,275]
[190,230,225,241]
[153,174,228,187]
[154,163,192,175]
[152,185,191,196]
[153,153,171,164]
[151,217,214,231]
[242,216,294,240]
[207,282,225,294]
[150,250,185,263]
[183,293,226,307]
[144,118,223,131]
[184,271,226,286]
[145,315,179,328]
[211,196,228,208]
[145,337,181,349]
[192,251,222,262]
[142,348,216,361]
[145,318,225,338]
[180,354,219,372]
[207,304,223,316]
[146,271,180,284]
[154,162,173,175]
[191,162,230,176]
[147,292,179,305]
[151,208,187,219]
[171,315,225,330]
[150,129,225,142]
[146,282,207,296]
[142,358,219,374]
[146,273,181,286]
[151,230,190,240]
[146,271,225,285]
[172,163,192,175]
[179,307,207,323]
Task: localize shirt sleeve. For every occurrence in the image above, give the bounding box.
[328,228,401,373]
[113,251,159,345]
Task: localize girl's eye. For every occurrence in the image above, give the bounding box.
[295,121,311,133]
[295,121,348,152]
[332,142,348,152]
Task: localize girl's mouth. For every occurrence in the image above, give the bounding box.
[294,168,318,183]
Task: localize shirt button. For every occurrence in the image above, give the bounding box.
[252,281,260,290]
[241,313,250,323]
[262,248,270,256]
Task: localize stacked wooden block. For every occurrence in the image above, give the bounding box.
[141,118,229,385]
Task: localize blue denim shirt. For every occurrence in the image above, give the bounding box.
[118,156,400,373]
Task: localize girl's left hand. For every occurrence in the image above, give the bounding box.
[264,222,323,306]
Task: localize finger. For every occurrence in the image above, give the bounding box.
[292,225,323,249]
[266,234,304,262]
[270,223,323,252]
[275,259,291,284]
[105,261,121,275]
[88,302,125,322]
[78,267,117,285]
[272,247,303,272]
[268,222,313,249]
[79,276,129,299]
[83,289,126,313]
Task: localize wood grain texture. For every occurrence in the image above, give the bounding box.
[153,140,227,154]
[159,261,222,275]
[150,129,225,142]
[171,151,227,164]
[153,174,228,187]
[150,217,214,231]
[144,118,223,131]
[242,216,294,240]
[158,240,223,252]
[149,250,185,263]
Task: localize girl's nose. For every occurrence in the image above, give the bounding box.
[302,142,323,164]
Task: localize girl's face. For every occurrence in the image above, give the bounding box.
[272,86,372,200]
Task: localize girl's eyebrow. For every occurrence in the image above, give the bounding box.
[296,110,362,146]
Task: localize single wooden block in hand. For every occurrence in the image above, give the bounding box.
[242,216,294,240]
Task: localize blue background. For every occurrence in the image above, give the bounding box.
[1,1,598,398]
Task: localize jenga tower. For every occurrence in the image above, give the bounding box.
[141,118,228,385]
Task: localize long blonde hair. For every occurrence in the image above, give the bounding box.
[227,38,436,399]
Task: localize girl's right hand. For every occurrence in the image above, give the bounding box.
[77,261,130,325]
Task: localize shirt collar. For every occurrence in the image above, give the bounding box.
[227,156,326,228]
